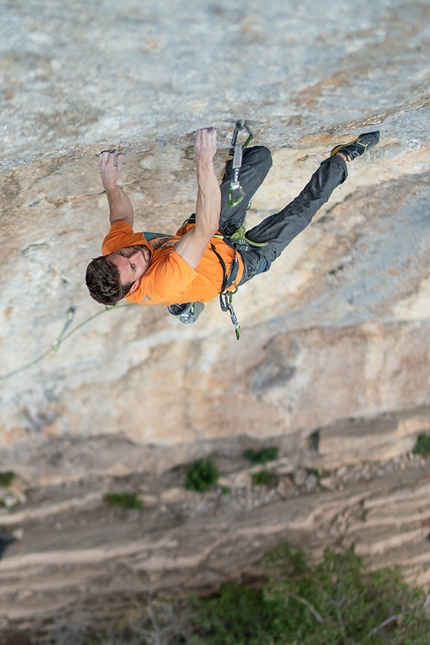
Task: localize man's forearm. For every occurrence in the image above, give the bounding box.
[99,151,134,227]
[174,158,221,269]
[105,184,134,227]
[174,128,221,269]
[195,158,221,237]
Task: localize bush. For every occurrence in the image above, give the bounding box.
[103,492,144,511]
[243,447,279,464]
[189,544,429,645]
[252,469,276,486]
[31,544,429,645]
[185,458,219,492]
[412,433,430,458]
[0,471,15,487]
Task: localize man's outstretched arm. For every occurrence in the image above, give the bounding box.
[175,128,221,269]
[99,150,135,227]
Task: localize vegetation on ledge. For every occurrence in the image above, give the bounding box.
[33,543,429,645]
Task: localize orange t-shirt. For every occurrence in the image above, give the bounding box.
[102,220,244,305]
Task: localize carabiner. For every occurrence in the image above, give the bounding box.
[227,121,253,207]
[219,291,241,340]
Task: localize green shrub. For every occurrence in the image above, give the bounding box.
[412,433,430,458]
[185,458,219,492]
[189,544,429,645]
[0,471,15,487]
[243,447,279,464]
[252,469,276,486]
[103,492,144,511]
[31,543,429,645]
[189,584,266,645]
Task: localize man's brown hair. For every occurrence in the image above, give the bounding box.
[85,256,133,306]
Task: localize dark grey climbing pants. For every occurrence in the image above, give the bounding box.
[219,146,348,285]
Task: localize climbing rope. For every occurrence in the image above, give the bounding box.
[0,303,137,381]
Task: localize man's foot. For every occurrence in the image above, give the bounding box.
[167,301,205,324]
[331,131,380,161]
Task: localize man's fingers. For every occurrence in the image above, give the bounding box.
[202,128,216,146]
[98,150,111,169]
[98,149,120,162]
[194,128,217,150]
[194,127,216,140]
[99,150,123,171]
[115,153,123,172]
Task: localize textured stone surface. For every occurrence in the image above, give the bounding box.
[0,449,429,630]
[1,0,430,632]
[1,133,430,448]
[1,0,429,169]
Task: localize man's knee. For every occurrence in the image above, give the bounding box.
[242,146,272,183]
[320,155,348,184]
[259,146,273,174]
[244,145,272,168]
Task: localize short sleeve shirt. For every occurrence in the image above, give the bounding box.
[102,220,244,305]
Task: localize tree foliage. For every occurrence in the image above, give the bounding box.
[188,544,429,645]
[32,544,429,645]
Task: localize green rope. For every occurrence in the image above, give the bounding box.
[0,303,137,381]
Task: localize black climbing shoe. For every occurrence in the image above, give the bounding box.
[331,131,380,161]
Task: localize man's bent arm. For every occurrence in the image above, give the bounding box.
[175,128,221,269]
[99,151,135,227]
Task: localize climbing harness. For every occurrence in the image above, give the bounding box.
[213,232,266,340]
[210,242,241,340]
[226,121,253,207]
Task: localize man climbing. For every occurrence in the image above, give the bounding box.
[85,127,379,336]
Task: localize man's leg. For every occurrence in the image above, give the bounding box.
[218,146,273,236]
[239,155,347,282]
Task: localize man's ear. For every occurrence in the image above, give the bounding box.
[128,280,141,295]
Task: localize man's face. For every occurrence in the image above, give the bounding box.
[108,245,151,293]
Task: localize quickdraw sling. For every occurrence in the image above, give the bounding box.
[210,242,241,340]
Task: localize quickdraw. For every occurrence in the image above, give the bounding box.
[210,242,241,340]
[219,289,241,340]
[227,121,253,207]
[53,306,76,350]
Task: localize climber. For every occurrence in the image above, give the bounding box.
[85,128,380,334]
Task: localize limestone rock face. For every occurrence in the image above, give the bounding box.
[1,125,429,449]
[1,0,430,631]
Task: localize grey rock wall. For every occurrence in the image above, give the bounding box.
[1,0,430,168]
[1,0,430,631]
